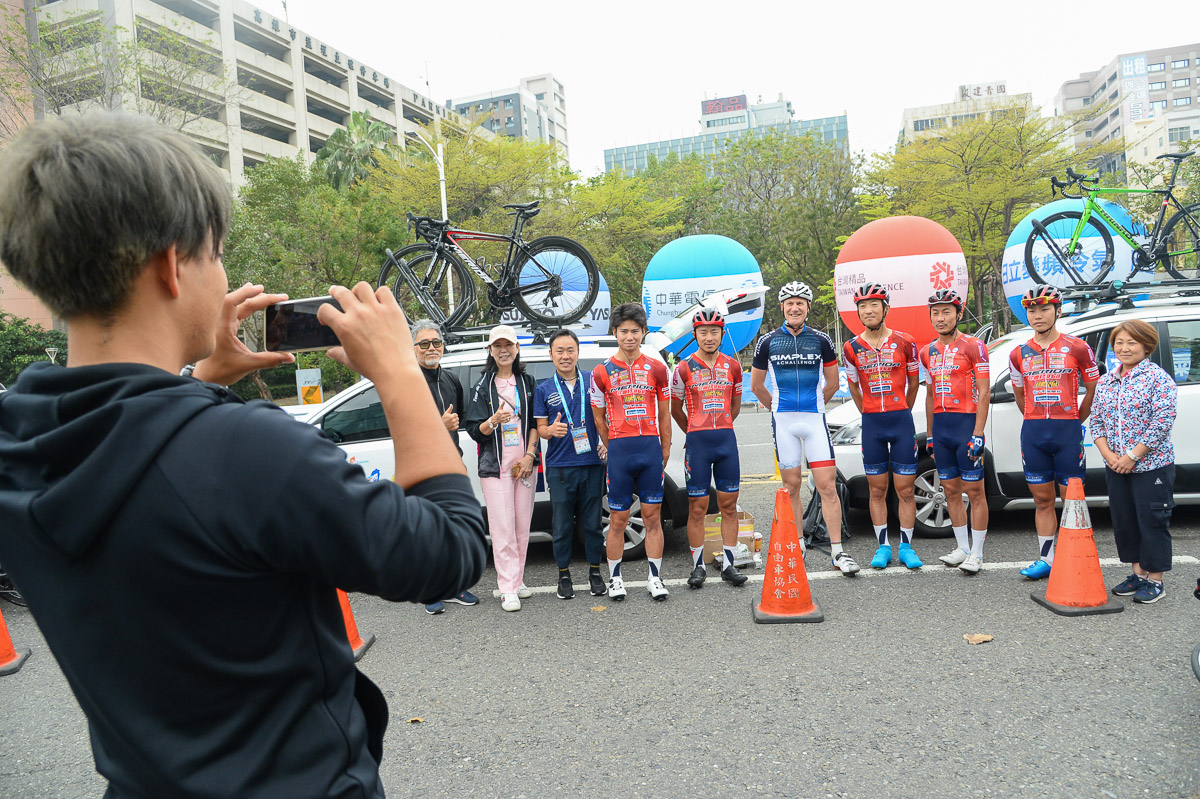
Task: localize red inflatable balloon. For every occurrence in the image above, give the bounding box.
[835,216,969,348]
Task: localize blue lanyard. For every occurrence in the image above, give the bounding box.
[553,371,586,428]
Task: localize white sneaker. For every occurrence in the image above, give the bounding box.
[608,576,627,601]
[647,575,669,601]
[959,555,983,574]
[517,584,532,599]
[939,548,969,567]
[500,593,521,612]
[832,551,860,575]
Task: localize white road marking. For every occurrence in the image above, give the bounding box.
[493,555,1200,597]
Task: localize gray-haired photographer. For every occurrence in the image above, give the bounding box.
[0,112,486,798]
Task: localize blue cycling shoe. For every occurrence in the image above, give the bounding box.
[897,543,923,569]
[1020,559,1052,580]
[870,545,893,569]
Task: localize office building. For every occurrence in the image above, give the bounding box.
[1054,43,1199,175]
[449,74,568,161]
[897,81,1032,145]
[23,0,489,187]
[604,94,848,174]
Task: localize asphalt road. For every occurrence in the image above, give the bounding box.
[3,409,1199,799]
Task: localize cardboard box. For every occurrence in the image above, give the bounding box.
[702,510,756,564]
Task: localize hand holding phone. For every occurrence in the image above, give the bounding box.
[265,296,343,353]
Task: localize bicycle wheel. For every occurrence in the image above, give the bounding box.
[386,244,475,328]
[1024,212,1114,288]
[510,236,600,325]
[1159,202,1200,279]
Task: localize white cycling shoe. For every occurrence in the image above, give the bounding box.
[832,551,860,575]
[608,576,627,601]
[647,575,669,601]
[959,555,983,574]
[939,548,970,567]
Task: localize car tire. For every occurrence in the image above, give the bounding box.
[910,458,969,539]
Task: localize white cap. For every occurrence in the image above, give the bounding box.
[487,324,519,346]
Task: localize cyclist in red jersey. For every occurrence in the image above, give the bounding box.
[921,289,991,574]
[843,283,921,570]
[1008,285,1100,580]
[590,303,672,601]
[670,308,747,589]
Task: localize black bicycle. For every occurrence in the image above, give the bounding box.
[1024,151,1199,288]
[376,201,599,328]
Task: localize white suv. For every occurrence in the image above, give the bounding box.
[304,337,699,559]
[824,294,1200,538]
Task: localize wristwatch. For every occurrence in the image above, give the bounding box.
[1126,449,1142,461]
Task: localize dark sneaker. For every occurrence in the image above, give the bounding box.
[445,590,479,606]
[557,573,575,600]
[720,563,748,586]
[1133,580,1165,604]
[589,569,607,597]
[0,574,25,607]
[425,601,445,615]
[687,564,707,589]
[1112,574,1147,597]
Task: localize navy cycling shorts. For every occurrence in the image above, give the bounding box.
[861,409,918,476]
[607,435,664,511]
[932,411,984,482]
[684,428,740,497]
[1020,418,1084,486]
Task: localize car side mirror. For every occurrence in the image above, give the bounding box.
[991,375,1015,403]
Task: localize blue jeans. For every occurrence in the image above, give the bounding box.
[546,464,606,569]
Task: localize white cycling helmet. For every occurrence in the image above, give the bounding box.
[778,281,813,303]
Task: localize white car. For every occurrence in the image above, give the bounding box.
[304,336,701,559]
[823,292,1200,538]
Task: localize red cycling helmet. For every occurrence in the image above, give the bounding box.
[1021,285,1063,308]
[692,307,725,329]
[927,289,964,310]
[853,282,890,305]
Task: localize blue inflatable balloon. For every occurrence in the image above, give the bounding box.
[642,235,764,354]
[1002,199,1146,324]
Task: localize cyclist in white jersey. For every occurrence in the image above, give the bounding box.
[751,282,860,575]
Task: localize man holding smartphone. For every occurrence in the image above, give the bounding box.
[0,113,487,799]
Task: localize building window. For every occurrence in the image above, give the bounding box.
[1173,78,1191,88]
[504,98,513,108]
[1148,62,1165,72]
[1169,126,1190,142]
[1174,97,1193,106]
[505,115,513,126]
[1109,90,1118,101]
[1151,100,1168,110]
[1172,59,1190,69]
[1149,81,1166,91]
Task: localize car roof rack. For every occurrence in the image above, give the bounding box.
[442,318,586,346]
[1060,278,1200,314]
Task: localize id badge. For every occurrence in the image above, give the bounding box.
[501,419,521,447]
[571,426,592,455]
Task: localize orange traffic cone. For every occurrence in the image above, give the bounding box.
[753,487,824,623]
[0,604,31,676]
[1031,477,1123,616]
[338,589,376,661]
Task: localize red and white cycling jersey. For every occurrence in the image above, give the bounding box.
[1008,334,1099,420]
[919,334,990,415]
[590,354,671,439]
[842,330,919,414]
[669,352,743,431]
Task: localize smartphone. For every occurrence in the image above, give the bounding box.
[265,296,342,352]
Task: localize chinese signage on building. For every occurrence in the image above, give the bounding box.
[1121,55,1149,123]
[700,95,747,116]
[958,82,1008,101]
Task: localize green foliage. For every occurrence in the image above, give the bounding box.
[0,312,67,386]
[316,110,395,191]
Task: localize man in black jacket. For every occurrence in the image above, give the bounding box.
[0,112,487,799]
[412,318,480,613]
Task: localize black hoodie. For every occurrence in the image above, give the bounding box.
[0,362,487,799]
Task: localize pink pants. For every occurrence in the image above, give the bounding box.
[481,473,535,594]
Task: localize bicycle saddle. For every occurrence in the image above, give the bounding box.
[1156,151,1195,160]
[503,201,540,211]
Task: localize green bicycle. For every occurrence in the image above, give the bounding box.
[1024,151,1199,287]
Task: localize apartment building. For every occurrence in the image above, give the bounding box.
[897,81,1032,146]
[449,73,568,161]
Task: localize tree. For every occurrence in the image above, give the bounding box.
[865,102,1121,333]
[0,5,236,143]
[0,312,67,386]
[316,110,395,191]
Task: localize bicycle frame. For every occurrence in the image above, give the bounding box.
[437,213,557,295]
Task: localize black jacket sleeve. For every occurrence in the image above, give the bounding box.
[463,373,494,445]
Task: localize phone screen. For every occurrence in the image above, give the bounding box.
[265,296,342,352]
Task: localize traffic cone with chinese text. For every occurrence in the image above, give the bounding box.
[338,589,376,661]
[1031,478,1123,616]
[753,487,824,623]
[0,605,30,676]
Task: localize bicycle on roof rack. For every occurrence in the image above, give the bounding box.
[1023,150,1200,289]
[376,201,600,329]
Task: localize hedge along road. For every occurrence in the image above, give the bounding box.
[2,409,1198,799]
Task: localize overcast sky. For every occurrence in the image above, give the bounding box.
[279,0,1195,177]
